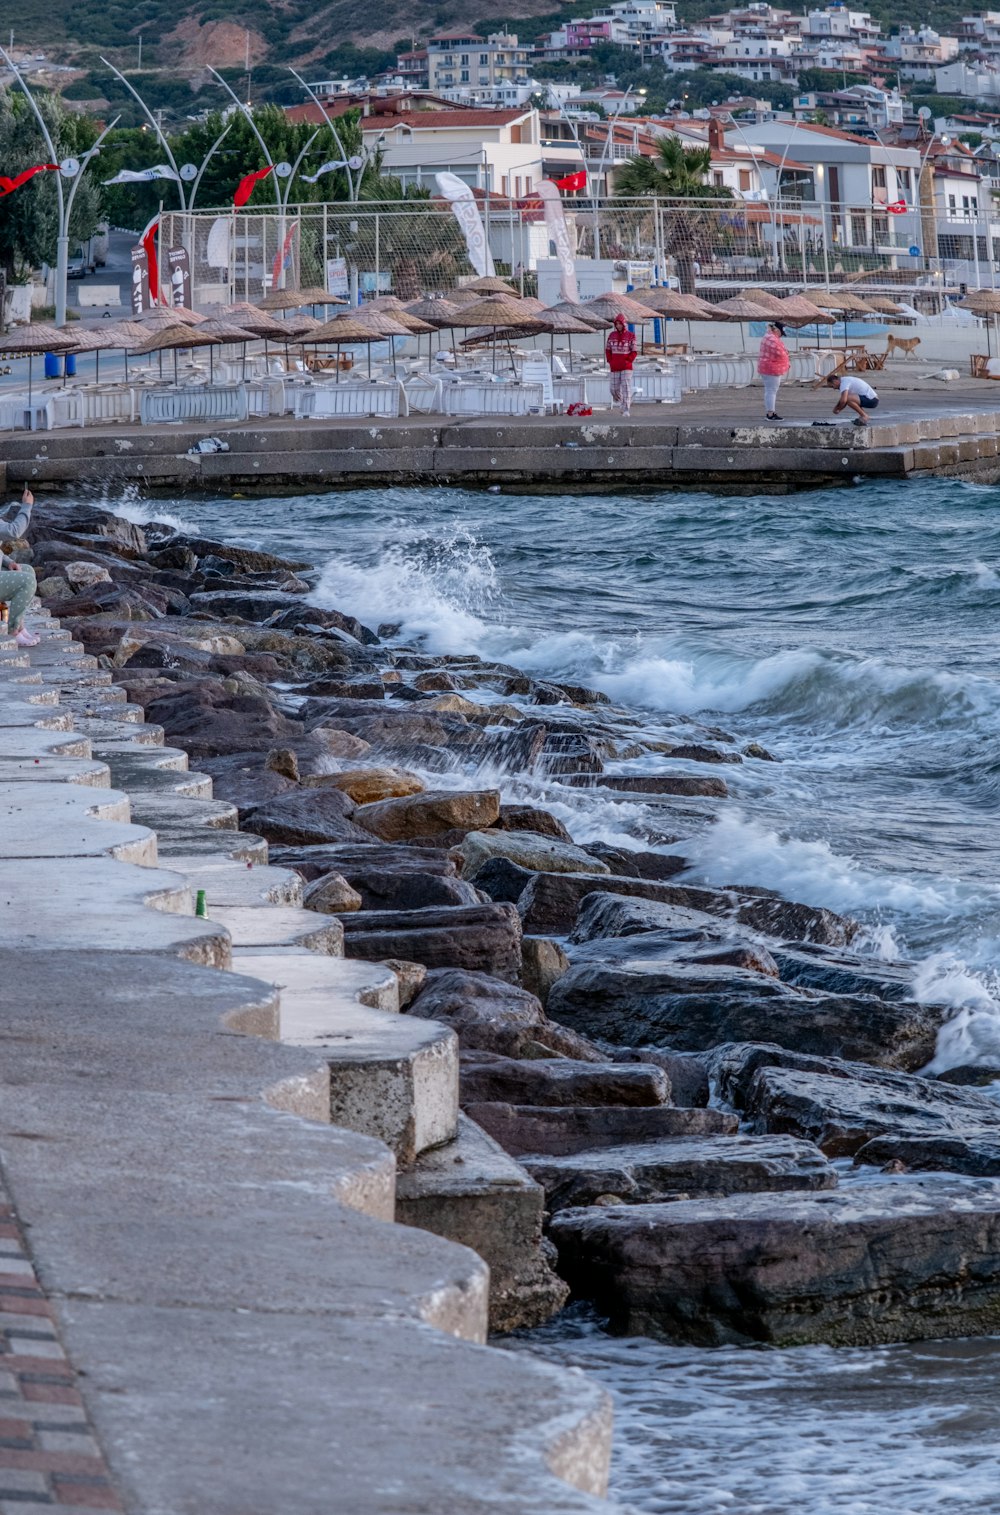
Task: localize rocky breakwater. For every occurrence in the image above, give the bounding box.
[22,499,996,1357]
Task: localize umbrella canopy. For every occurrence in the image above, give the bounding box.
[128,324,223,357]
[193,318,257,342]
[460,324,546,347]
[137,304,204,325]
[545,299,610,328]
[352,309,413,338]
[461,275,519,295]
[712,296,779,321]
[221,303,289,339]
[444,287,481,306]
[404,297,463,325]
[862,295,905,315]
[57,324,122,353]
[736,288,788,313]
[308,314,387,343]
[361,300,434,335]
[278,314,324,339]
[959,289,1000,312]
[584,291,656,324]
[819,291,878,315]
[297,285,348,306]
[538,309,595,334]
[447,294,549,328]
[0,323,77,354]
[258,289,309,312]
[774,295,836,325]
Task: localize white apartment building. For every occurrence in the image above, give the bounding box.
[801,5,880,43]
[717,35,794,81]
[371,105,543,198]
[936,58,1000,95]
[957,11,1000,52]
[885,26,960,83]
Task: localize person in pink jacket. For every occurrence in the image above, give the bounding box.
[757,320,790,420]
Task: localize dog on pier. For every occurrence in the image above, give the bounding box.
[886,333,921,360]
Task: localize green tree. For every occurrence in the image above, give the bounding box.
[613,135,732,291]
[0,90,101,282]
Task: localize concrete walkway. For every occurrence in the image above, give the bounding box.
[0,612,616,1513]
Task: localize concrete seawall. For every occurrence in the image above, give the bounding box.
[0,611,617,1511]
[6,399,1000,495]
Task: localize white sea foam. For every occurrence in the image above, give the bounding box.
[971,559,1000,588]
[681,811,970,925]
[914,950,1000,1072]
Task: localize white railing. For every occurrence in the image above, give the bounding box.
[139,384,249,425]
[294,382,403,419]
[440,381,545,415]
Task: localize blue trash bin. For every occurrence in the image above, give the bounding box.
[44,352,61,380]
[65,354,76,377]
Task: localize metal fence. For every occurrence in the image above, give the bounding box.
[159,196,999,310]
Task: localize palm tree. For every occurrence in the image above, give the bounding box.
[613,136,733,293]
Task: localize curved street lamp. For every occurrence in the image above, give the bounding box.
[0,46,119,326]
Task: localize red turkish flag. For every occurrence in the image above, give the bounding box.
[554,170,588,193]
[0,163,58,198]
[234,165,275,208]
[888,200,907,214]
[140,214,160,303]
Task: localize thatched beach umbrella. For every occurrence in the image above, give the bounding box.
[191,317,257,380]
[736,288,787,314]
[545,299,610,329]
[445,294,548,371]
[635,288,721,348]
[137,304,204,325]
[462,275,519,295]
[307,313,389,379]
[537,307,594,371]
[0,323,77,401]
[129,322,224,385]
[297,285,348,309]
[258,289,307,312]
[704,295,776,352]
[583,291,656,325]
[405,296,463,325]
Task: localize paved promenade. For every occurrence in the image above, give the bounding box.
[3,370,999,495]
[0,611,614,1513]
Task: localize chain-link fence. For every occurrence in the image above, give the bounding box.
[160,196,999,309]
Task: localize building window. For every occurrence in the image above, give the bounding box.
[713,170,725,185]
[872,165,887,189]
[461,68,469,80]
[480,52,488,62]
[460,53,469,63]
[739,168,752,190]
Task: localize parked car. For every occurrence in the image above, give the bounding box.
[67,260,92,279]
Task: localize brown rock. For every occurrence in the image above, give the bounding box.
[355,789,500,842]
[343,906,523,985]
[495,804,572,841]
[520,937,570,1007]
[242,789,371,846]
[466,1102,738,1157]
[405,968,541,1053]
[380,959,428,1009]
[326,767,426,805]
[459,1052,671,1109]
[302,873,364,914]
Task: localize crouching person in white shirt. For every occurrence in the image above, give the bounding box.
[826,372,879,426]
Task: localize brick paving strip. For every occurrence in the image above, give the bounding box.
[0,1180,124,1514]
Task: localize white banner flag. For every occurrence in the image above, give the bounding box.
[302,156,363,183]
[435,171,495,278]
[206,216,231,270]
[537,180,578,305]
[104,164,181,185]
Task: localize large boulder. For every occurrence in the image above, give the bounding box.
[144,683,303,761]
[466,1102,737,1157]
[406,968,543,1054]
[516,868,693,934]
[355,789,500,842]
[319,767,426,805]
[568,887,856,950]
[459,1050,671,1109]
[342,904,523,983]
[549,1178,1000,1347]
[495,804,572,841]
[709,1041,1000,1173]
[547,960,941,1071]
[525,1134,836,1213]
[520,937,570,1006]
[242,789,372,846]
[458,829,609,879]
[200,753,298,812]
[575,772,728,798]
[302,873,363,913]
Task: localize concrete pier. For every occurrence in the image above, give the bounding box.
[0,612,617,1512]
[5,379,1000,493]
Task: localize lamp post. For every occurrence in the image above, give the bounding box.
[286,67,375,203]
[0,45,119,327]
[547,84,645,260]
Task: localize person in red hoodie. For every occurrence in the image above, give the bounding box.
[605,313,638,416]
[757,319,790,420]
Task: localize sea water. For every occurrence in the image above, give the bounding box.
[108,477,1000,1512]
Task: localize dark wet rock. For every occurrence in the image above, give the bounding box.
[405,968,540,1053]
[268,841,457,885]
[527,1133,836,1213]
[935,1065,1000,1087]
[473,723,549,774]
[200,753,298,811]
[735,897,858,946]
[567,887,856,951]
[166,535,308,576]
[548,962,941,1071]
[769,944,914,1001]
[459,829,608,880]
[516,868,695,935]
[521,937,570,1006]
[495,804,572,842]
[459,1051,670,1109]
[144,684,303,761]
[580,843,687,880]
[354,789,500,843]
[343,904,523,984]
[468,857,536,905]
[266,602,378,644]
[549,1177,1000,1347]
[567,772,729,798]
[386,683,437,702]
[549,682,611,706]
[538,733,605,776]
[608,1048,710,1108]
[466,1102,738,1157]
[242,789,371,846]
[659,744,742,765]
[297,674,386,701]
[302,703,476,754]
[709,1042,1000,1172]
[743,742,778,761]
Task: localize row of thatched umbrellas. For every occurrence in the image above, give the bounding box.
[0,272,973,396]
